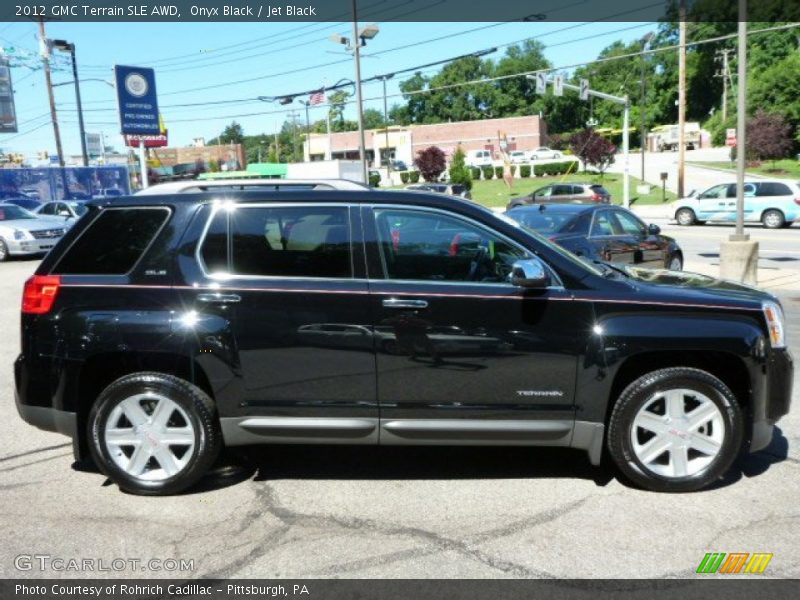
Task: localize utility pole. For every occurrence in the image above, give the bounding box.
[640,33,653,181]
[351,0,369,183]
[38,19,64,168]
[677,3,687,199]
[715,48,733,121]
[378,74,394,173]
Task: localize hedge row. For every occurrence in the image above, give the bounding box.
[396,159,579,183]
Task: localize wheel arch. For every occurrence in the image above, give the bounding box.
[73,352,214,461]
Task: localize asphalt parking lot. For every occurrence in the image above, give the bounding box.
[1,253,798,580]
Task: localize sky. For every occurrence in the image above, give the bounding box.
[0,19,656,161]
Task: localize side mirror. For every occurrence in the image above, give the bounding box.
[648,223,661,235]
[510,259,550,289]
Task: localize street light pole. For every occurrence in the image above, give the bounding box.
[53,40,87,166]
[38,19,64,168]
[351,0,368,183]
[640,33,653,181]
[297,99,311,162]
[378,74,394,173]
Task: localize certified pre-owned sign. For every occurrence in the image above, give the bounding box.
[114,65,160,135]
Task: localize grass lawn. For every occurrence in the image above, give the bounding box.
[466,173,676,209]
[687,159,800,180]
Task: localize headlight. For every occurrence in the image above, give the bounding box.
[13,229,27,240]
[762,301,786,348]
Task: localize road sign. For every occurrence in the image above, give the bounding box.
[579,79,589,100]
[725,128,737,147]
[0,56,18,133]
[534,72,546,94]
[114,65,160,135]
[85,133,103,157]
[554,74,564,97]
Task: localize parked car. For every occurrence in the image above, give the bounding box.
[16,190,792,495]
[506,203,683,271]
[506,183,611,209]
[3,197,42,212]
[509,151,529,164]
[33,200,89,225]
[465,149,493,167]
[136,178,370,195]
[0,203,66,261]
[530,147,563,160]
[405,183,472,200]
[390,160,408,171]
[673,180,800,229]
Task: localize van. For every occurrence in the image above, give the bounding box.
[466,150,493,167]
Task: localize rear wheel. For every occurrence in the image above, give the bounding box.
[607,367,743,492]
[762,209,785,229]
[0,239,8,262]
[675,208,696,226]
[88,372,221,495]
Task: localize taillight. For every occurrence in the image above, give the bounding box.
[794,197,800,206]
[591,194,602,202]
[22,275,61,314]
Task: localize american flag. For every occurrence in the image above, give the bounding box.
[309,89,325,105]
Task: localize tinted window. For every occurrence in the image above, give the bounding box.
[552,185,572,196]
[590,210,617,236]
[507,209,578,234]
[590,185,609,195]
[756,182,792,197]
[374,209,527,283]
[55,208,170,275]
[532,186,552,199]
[613,210,646,235]
[200,206,352,279]
[39,203,56,215]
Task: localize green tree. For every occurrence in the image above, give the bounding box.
[327,90,351,130]
[362,108,386,130]
[217,121,244,145]
[448,145,472,190]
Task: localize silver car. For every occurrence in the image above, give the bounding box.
[0,203,67,261]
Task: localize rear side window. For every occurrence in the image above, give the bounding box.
[756,182,792,197]
[199,205,352,279]
[54,208,170,275]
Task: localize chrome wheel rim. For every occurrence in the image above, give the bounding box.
[0,242,6,259]
[677,210,693,225]
[104,393,196,481]
[668,257,682,271]
[764,212,781,228]
[630,388,724,479]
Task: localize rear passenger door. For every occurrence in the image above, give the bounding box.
[588,209,636,264]
[183,201,378,445]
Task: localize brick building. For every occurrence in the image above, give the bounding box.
[147,143,246,170]
[305,115,547,167]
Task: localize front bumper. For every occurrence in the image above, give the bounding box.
[750,348,793,452]
[6,237,61,256]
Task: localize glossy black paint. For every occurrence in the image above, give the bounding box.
[15,190,792,461]
[506,204,682,269]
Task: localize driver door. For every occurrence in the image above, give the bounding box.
[363,205,586,443]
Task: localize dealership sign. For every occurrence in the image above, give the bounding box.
[125,132,168,148]
[114,65,160,135]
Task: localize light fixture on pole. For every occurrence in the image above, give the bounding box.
[51,39,87,167]
[330,6,379,184]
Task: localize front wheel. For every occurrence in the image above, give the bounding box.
[666,253,683,271]
[675,208,696,226]
[0,239,8,262]
[88,372,222,495]
[607,367,743,492]
[762,209,785,229]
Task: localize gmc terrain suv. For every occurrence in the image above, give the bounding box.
[15,191,792,495]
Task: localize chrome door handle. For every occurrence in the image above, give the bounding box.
[382,298,428,309]
[197,292,241,304]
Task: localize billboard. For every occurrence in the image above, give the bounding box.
[114,65,160,135]
[0,56,18,133]
[85,133,103,157]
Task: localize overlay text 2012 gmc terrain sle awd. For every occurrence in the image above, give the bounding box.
[15,191,793,495]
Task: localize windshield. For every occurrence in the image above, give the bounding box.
[0,205,37,221]
[494,212,604,277]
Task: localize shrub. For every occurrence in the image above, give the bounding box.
[448,146,473,191]
[510,165,517,176]
[400,171,410,184]
[368,171,381,188]
[533,164,546,177]
[494,166,503,179]
[564,160,579,174]
[482,166,494,179]
[413,146,446,182]
[520,165,531,178]
[409,170,420,183]
[470,166,481,180]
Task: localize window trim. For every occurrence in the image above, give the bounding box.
[195,201,359,282]
[51,205,172,277]
[367,204,564,289]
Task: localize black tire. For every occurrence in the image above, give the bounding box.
[665,252,683,271]
[607,367,743,493]
[675,208,696,226]
[762,209,785,229]
[0,239,9,262]
[88,372,222,496]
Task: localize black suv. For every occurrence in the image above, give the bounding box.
[15,191,792,495]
